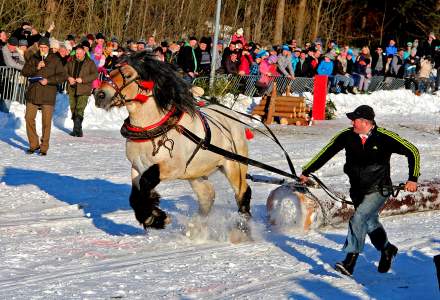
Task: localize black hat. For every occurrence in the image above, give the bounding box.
[189,36,198,41]
[81,40,91,48]
[160,41,169,47]
[346,105,375,121]
[95,32,105,40]
[38,37,50,46]
[66,34,75,41]
[8,37,18,46]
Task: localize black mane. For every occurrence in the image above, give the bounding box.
[125,51,196,115]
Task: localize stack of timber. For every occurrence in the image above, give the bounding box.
[251,82,311,125]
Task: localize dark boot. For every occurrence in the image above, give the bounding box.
[70,116,83,137]
[335,253,359,276]
[70,114,79,136]
[378,243,398,273]
[434,255,440,290]
[347,86,356,94]
[76,116,83,137]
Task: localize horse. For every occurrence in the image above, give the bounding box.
[94,52,252,232]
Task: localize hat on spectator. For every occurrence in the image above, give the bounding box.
[407,42,413,47]
[95,32,105,40]
[200,36,210,45]
[236,28,244,36]
[294,48,302,52]
[18,39,28,47]
[161,41,169,47]
[256,49,269,58]
[282,45,290,51]
[111,36,119,43]
[38,37,50,47]
[50,39,59,49]
[137,39,146,45]
[189,36,198,41]
[81,40,91,48]
[66,34,75,41]
[346,105,375,121]
[347,49,354,56]
[8,37,18,46]
[325,53,334,60]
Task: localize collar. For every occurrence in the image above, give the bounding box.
[120,107,184,142]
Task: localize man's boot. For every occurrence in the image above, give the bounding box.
[70,114,79,136]
[335,253,359,276]
[378,243,398,273]
[76,116,83,137]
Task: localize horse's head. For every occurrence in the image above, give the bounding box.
[94,64,149,110]
[94,52,196,115]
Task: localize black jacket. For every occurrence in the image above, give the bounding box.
[302,126,420,204]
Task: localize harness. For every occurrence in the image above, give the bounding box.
[102,67,155,106]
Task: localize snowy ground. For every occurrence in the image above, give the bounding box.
[1,90,440,299]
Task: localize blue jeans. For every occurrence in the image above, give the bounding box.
[343,192,388,253]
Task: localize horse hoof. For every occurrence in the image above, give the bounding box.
[185,217,209,240]
[229,227,252,244]
[143,211,170,229]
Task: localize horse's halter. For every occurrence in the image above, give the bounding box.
[102,67,154,106]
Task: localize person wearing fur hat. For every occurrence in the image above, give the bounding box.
[21,37,67,155]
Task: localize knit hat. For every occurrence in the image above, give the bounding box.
[256,49,268,58]
[8,37,18,46]
[50,39,60,49]
[282,45,290,51]
[18,39,28,47]
[95,32,105,40]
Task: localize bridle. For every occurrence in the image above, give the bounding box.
[101,67,155,106]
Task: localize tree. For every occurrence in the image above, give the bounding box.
[273,0,285,44]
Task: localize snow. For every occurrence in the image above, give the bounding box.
[1,90,440,299]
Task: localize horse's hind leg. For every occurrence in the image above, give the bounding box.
[189,177,215,216]
[129,164,170,229]
[221,160,252,217]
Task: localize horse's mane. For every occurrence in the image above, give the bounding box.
[124,51,196,115]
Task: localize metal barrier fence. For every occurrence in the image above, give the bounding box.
[193,74,407,98]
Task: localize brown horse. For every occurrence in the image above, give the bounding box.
[94,52,251,231]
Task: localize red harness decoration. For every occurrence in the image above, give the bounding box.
[132,80,155,103]
[122,106,184,143]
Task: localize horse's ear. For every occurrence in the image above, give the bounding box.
[121,65,139,81]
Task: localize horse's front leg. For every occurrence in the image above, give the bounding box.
[129,164,170,229]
